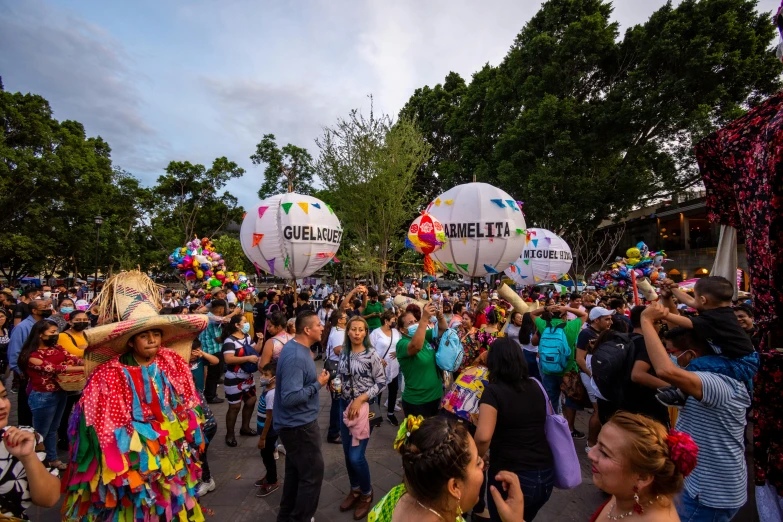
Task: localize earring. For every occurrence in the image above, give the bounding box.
[632,486,643,514]
[455,494,463,517]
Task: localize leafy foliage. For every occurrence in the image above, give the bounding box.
[251,134,316,198]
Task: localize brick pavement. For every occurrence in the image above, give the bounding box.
[21,377,760,521]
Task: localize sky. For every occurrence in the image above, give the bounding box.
[1,0,780,211]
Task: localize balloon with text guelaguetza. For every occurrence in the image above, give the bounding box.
[504,228,573,285]
[405,212,447,275]
[240,193,343,279]
[426,182,527,278]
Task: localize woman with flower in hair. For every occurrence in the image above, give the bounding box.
[588,411,698,522]
[369,415,525,522]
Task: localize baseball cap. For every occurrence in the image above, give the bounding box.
[589,307,615,321]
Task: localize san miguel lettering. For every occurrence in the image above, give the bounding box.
[443,222,512,239]
[523,249,573,261]
[283,225,343,243]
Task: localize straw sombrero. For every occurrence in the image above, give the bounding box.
[83,271,208,375]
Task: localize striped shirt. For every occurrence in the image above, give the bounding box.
[676,371,750,509]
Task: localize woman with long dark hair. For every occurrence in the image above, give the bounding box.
[219,315,260,447]
[369,309,402,426]
[516,312,541,381]
[336,315,386,519]
[474,337,554,521]
[18,319,83,469]
[257,311,292,369]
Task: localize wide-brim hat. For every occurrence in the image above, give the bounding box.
[83,271,207,375]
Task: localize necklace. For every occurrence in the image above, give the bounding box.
[416,500,446,521]
[606,497,658,520]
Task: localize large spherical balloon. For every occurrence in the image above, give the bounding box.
[504,228,572,286]
[240,193,343,279]
[406,212,447,275]
[426,183,527,277]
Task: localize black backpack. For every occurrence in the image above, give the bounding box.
[591,331,637,405]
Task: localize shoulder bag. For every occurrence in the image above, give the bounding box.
[532,378,582,489]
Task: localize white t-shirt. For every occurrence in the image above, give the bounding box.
[266,388,276,411]
[226,290,237,304]
[326,328,345,362]
[369,327,401,381]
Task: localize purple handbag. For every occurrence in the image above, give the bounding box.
[532,378,582,489]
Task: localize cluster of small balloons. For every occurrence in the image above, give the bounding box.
[590,242,669,289]
[168,236,249,291]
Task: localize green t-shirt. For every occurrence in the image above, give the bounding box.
[535,317,583,376]
[363,301,384,330]
[396,329,443,405]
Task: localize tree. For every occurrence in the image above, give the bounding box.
[211,235,254,274]
[251,134,316,198]
[316,103,431,285]
[568,223,626,280]
[401,0,782,235]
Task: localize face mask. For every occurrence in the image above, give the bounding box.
[39,309,52,318]
[241,322,251,334]
[258,377,271,388]
[407,324,418,336]
[60,307,74,314]
[43,292,52,299]
[72,322,89,332]
[669,353,680,367]
[42,336,59,347]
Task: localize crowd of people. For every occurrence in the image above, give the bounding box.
[0,272,776,522]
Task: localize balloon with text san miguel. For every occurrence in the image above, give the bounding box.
[426,182,527,278]
[504,228,573,286]
[240,193,343,280]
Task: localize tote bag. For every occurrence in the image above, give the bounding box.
[532,378,582,489]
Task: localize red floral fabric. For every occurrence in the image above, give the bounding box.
[695,91,783,496]
[26,346,82,392]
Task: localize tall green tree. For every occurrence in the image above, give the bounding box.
[316,105,431,285]
[251,134,315,198]
[211,235,254,274]
[401,0,782,237]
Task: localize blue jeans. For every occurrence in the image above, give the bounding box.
[488,468,554,522]
[541,374,563,414]
[29,390,68,462]
[677,490,740,522]
[339,398,372,495]
[523,350,541,382]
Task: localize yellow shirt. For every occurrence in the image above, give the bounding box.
[58,331,87,358]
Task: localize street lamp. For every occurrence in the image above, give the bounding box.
[93,215,104,297]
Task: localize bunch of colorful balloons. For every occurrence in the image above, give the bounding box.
[168,236,250,291]
[405,212,447,275]
[589,241,669,289]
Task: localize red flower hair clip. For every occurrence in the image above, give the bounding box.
[667,429,699,477]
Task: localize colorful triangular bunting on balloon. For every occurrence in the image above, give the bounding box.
[510,264,517,273]
[445,199,453,205]
[434,198,441,206]
[457,263,469,272]
[523,259,530,265]
[532,239,539,247]
[326,204,334,214]
[462,238,467,245]
[297,202,309,214]
[267,258,276,275]
[445,263,455,272]
[506,200,518,210]
[312,203,321,209]
[534,276,541,282]
[258,206,269,219]
[484,264,498,274]
[252,233,264,247]
[281,203,293,215]
[490,199,505,208]
[516,228,525,235]
[284,255,290,268]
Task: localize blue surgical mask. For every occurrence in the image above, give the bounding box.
[60,307,74,314]
[241,322,251,334]
[407,324,418,336]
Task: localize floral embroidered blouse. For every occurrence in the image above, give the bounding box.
[457,327,479,373]
[26,345,82,392]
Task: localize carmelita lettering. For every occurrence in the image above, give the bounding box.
[443,222,511,239]
[523,249,573,261]
[283,225,343,243]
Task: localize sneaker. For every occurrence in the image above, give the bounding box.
[206,397,225,404]
[254,476,267,487]
[256,482,280,497]
[571,429,586,440]
[196,478,216,497]
[656,386,687,408]
[387,414,399,427]
[276,444,286,455]
[274,450,279,460]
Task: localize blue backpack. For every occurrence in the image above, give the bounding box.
[432,323,465,372]
[539,323,571,375]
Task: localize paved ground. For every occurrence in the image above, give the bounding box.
[17,377,760,522]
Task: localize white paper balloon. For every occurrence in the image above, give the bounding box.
[426,183,527,278]
[240,193,343,279]
[504,228,573,285]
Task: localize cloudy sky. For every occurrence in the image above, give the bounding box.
[1,0,780,210]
